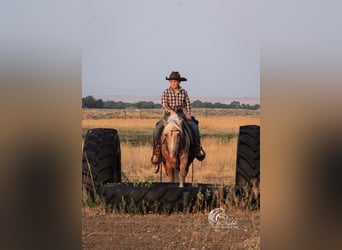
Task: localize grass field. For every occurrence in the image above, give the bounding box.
[82,108,260,185]
[82,108,261,249]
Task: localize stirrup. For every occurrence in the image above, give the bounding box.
[151,145,161,164]
[195,146,205,161]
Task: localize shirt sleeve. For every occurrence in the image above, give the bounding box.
[161,89,171,112]
[184,90,191,115]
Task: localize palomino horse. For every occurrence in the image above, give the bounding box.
[155,114,194,187]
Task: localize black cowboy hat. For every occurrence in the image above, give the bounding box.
[165,71,187,81]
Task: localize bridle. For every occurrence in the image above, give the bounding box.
[162,127,182,156]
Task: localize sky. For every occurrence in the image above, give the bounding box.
[82,0,260,100]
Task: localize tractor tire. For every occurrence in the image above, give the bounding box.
[82,128,121,196]
[99,182,227,213]
[235,125,260,188]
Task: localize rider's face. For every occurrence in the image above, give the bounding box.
[169,80,180,90]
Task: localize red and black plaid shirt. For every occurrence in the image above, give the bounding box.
[161,87,191,115]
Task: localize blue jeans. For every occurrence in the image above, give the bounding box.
[152,119,165,147]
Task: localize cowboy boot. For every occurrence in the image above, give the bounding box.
[151,144,162,164]
[195,143,206,161]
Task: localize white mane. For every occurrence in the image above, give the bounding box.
[164,114,182,134]
[167,114,181,123]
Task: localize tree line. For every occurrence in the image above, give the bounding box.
[82,95,260,110]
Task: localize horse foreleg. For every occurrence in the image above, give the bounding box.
[165,163,174,183]
[178,154,188,188]
[179,175,185,188]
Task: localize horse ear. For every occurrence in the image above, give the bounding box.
[176,119,182,126]
[163,119,167,126]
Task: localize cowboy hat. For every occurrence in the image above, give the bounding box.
[165,71,187,81]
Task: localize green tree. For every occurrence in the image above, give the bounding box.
[191,100,203,108]
[135,101,155,109]
[82,96,96,108]
[229,101,241,109]
[95,99,104,108]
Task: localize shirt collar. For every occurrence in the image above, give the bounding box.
[169,86,182,91]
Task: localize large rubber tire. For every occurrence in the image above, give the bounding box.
[235,125,260,188]
[82,128,121,196]
[99,183,229,213]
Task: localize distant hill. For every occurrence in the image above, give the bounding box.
[94,95,260,105]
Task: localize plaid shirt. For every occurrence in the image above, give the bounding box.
[161,87,191,115]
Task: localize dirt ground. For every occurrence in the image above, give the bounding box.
[82,208,260,249]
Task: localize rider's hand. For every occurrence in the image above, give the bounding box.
[185,114,191,120]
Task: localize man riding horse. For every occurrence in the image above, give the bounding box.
[151,71,206,165]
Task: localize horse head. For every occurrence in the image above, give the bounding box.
[161,114,183,159]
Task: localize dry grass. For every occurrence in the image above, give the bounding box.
[82,118,156,130]
[118,136,238,185]
[82,108,260,186]
[82,108,260,249]
[198,115,260,133]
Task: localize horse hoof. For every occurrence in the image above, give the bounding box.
[179,184,184,188]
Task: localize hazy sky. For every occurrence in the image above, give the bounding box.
[83,0,259,99]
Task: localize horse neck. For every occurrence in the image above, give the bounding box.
[163,122,183,156]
